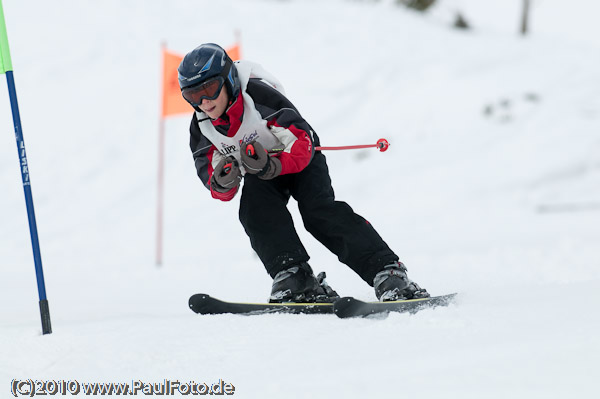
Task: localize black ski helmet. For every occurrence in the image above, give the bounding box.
[178,43,240,100]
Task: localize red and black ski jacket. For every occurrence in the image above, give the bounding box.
[189,78,318,201]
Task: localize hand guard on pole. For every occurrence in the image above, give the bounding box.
[211,156,242,193]
[241,141,281,180]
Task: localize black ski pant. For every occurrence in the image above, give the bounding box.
[239,151,398,285]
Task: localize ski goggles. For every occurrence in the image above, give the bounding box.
[181,76,225,106]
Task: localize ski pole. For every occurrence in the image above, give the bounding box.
[316,138,390,152]
[1,0,52,334]
[268,138,390,154]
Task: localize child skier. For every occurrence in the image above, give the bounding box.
[178,43,429,302]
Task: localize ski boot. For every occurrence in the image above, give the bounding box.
[373,262,430,301]
[269,262,339,303]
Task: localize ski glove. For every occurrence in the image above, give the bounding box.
[240,141,282,180]
[211,156,242,193]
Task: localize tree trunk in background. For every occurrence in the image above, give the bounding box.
[397,0,437,12]
[521,0,530,35]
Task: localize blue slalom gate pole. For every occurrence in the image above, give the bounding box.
[1,0,52,334]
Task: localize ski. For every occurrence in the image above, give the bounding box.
[189,293,457,317]
[333,293,458,318]
[188,293,334,315]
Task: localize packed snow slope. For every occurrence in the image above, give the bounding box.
[1,0,599,397]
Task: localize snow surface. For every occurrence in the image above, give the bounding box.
[1,0,599,397]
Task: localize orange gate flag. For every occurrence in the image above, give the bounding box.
[161,46,189,117]
[161,43,242,118]
[226,43,241,63]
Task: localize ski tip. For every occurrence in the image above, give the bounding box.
[189,293,211,313]
[332,296,365,319]
[442,292,459,303]
[333,293,459,319]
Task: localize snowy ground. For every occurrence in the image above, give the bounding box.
[1,0,599,397]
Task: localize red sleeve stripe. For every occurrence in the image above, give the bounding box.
[206,150,216,178]
[277,128,312,175]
